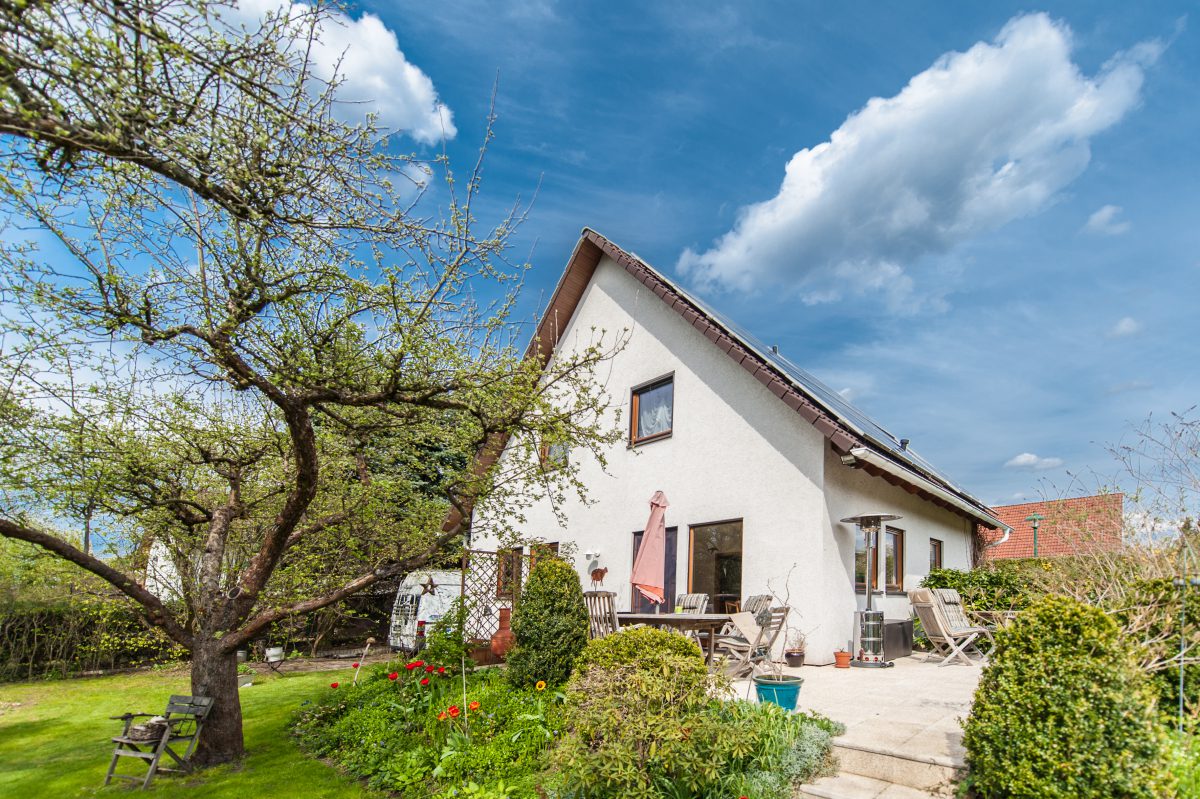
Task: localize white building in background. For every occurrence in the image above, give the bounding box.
[474,230,1007,664]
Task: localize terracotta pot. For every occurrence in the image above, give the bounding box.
[834,650,852,669]
[491,608,516,659]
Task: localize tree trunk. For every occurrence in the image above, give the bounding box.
[190,639,244,766]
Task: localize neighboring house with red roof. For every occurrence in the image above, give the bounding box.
[981,494,1124,560]
[474,229,1008,663]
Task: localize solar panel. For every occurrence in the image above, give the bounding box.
[637,256,989,510]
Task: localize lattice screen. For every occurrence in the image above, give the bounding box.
[460,549,533,642]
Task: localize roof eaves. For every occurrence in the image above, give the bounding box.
[551,228,999,528]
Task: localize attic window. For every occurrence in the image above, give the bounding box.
[631,376,673,445]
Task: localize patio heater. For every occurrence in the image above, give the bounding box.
[842,513,901,668]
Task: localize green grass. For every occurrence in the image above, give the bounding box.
[0,665,382,797]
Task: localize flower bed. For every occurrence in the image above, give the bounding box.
[294,631,841,799]
[294,660,562,797]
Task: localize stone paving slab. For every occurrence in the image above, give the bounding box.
[735,654,981,767]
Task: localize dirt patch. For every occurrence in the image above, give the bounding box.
[243,651,398,677]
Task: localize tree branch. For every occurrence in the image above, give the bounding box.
[223,515,467,651]
[0,517,191,647]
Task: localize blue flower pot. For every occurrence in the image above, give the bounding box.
[753,674,803,710]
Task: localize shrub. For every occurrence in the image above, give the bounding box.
[963,594,1170,799]
[576,624,704,669]
[1118,577,1200,718]
[1168,732,1200,799]
[422,598,475,672]
[505,558,588,687]
[552,676,836,799]
[922,563,1037,611]
[574,626,710,713]
[549,627,837,799]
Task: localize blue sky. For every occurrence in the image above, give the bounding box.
[306,1,1196,507]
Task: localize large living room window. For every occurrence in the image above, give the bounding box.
[631,375,673,445]
[884,527,904,593]
[689,520,742,612]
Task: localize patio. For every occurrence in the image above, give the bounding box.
[735,656,981,798]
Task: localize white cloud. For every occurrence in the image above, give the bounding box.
[237,1,455,143]
[1084,204,1131,235]
[678,13,1161,307]
[1107,316,1142,338]
[1004,452,1064,470]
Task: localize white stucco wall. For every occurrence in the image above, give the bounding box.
[822,446,975,634]
[474,255,977,664]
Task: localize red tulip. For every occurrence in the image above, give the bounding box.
[352,662,360,668]
[425,664,435,673]
[406,662,418,671]
[388,672,399,681]
[330,682,339,689]
[468,701,480,711]
[420,677,430,686]
[448,705,461,718]
[437,666,446,674]
[437,711,448,721]
[412,660,425,667]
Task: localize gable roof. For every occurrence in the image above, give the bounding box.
[535,229,1006,531]
[983,494,1123,558]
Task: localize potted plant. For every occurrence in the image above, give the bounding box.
[834,648,852,668]
[752,662,804,710]
[237,663,255,688]
[783,628,807,667]
[751,653,803,710]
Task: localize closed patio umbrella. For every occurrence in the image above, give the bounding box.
[631,490,669,605]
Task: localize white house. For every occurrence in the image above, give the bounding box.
[474,230,1007,664]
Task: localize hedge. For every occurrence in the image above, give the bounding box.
[0,597,185,681]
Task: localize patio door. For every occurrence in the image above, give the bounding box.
[631,526,677,613]
[688,519,743,613]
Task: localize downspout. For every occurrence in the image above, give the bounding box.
[983,527,1012,549]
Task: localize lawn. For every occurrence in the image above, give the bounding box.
[0,665,380,797]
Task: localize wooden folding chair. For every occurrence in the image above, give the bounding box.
[676,592,710,613]
[932,588,996,648]
[104,695,213,788]
[675,592,711,645]
[583,591,621,639]
[714,606,789,677]
[909,588,986,666]
[741,594,772,616]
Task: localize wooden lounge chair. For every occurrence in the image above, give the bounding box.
[583,590,621,639]
[932,588,995,648]
[909,588,987,666]
[676,593,710,613]
[104,694,212,788]
[714,606,789,678]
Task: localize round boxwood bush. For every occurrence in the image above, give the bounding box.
[963,594,1170,799]
[576,625,704,671]
[505,557,589,687]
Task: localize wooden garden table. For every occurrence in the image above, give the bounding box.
[616,612,732,665]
